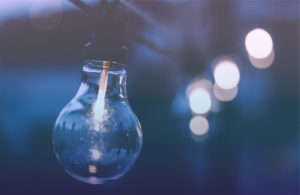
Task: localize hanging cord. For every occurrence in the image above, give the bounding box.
[68,0,176,59]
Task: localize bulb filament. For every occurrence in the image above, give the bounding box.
[94,61,110,122]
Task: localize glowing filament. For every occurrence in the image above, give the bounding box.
[89,165,97,174]
[94,61,110,122]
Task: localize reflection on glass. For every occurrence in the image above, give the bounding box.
[89,165,97,174]
[90,149,102,160]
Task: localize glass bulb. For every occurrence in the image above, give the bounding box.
[53,60,143,184]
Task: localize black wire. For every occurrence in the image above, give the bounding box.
[68,0,174,59]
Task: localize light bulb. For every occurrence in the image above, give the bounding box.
[53,60,143,184]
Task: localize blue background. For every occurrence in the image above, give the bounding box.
[0,0,298,194]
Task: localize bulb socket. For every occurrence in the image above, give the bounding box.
[102,61,111,69]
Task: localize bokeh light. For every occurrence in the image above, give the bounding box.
[213,83,238,102]
[189,116,209,136]
[245,28,273,59]
[214,59,240,90]
[248,49,275,69]
[186,78,212,98]
[189,88,211,114]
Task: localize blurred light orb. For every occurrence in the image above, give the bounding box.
[248,50,275,69]
[189,88,211,114]
[189,116,209,136]
[209,95,221,113]
[186,78,212,98]
[29,0,63,31]
[214,59,240,90]
[245,28,273,59]
[213,83,238,102]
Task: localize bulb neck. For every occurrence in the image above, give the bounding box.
[81,60,127,99]
[84,0,128,64]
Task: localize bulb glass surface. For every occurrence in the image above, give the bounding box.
[53,61,143,184]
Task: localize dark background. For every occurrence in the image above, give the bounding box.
[0,0,298,194]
